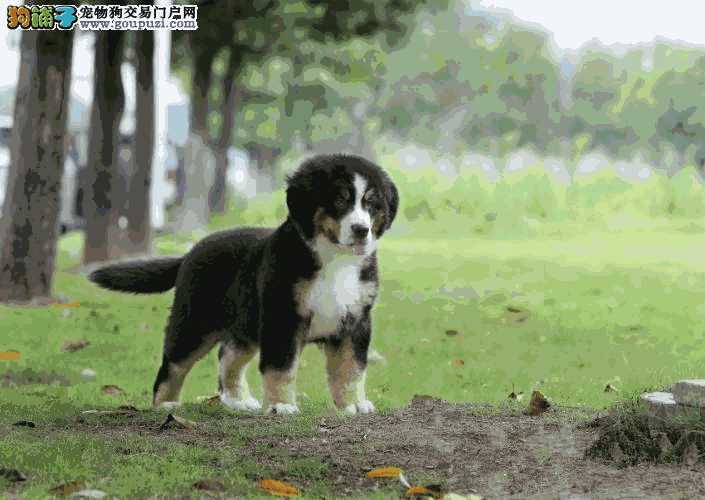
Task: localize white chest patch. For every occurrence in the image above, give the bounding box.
[298,253,376,340]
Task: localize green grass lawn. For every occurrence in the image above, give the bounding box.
[3,220,705,497]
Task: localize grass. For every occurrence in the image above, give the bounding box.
[5,170,705,496]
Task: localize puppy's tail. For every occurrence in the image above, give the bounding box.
[88,257,183,294]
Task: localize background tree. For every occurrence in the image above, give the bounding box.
[0,29,74,302]
[125,28,155,254]
[82,31,126,264]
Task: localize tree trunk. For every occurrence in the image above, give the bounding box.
[83,31,126,264]
[209,48,243,214]
[0,29,74,303]
[126,28,155,254]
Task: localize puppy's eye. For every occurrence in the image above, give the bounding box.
[334,191,350,209]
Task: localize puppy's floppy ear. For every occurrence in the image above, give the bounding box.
[286,171,318,240]
[381,172,399,233]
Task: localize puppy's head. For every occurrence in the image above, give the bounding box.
[286,154,399,257]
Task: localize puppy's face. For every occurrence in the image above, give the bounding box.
[286,155,399,257]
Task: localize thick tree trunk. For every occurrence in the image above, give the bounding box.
[0,29,74,303]
[126,29,155,254]
[83,31,126,264]
[209,49,243,214]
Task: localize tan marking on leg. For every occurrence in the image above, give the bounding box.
[153,334,219,408]
[219,343,261,411]
[323,338,372,413]
[262,360,299,414]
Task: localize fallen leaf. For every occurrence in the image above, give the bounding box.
[526,390,551,416]
[0,351,21,361]
[53,301,81,308]
[72,489,107,499]
[0,467,26,482]
[61,340,90,353]
[101,385,124,396]
[12,420,35,428]
[604,383,619,393]
[445,330,460,337]
[366,466,403,478]
[450,359,465,366]
[506,306,523,313]
[49,480,84,496]
[259,479,300,497]
[196,394,220,406]
[406,484,445,498]
[159,413,197,430]
[193,479,225,492]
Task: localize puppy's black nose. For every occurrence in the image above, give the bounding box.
[351,224,370,240]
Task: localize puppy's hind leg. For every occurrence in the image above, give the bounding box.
[218,341,261,411]
[153,319,219,409]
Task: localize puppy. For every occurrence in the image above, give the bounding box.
[89,154,399,414]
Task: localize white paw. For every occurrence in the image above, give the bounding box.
[157,401,181,410]
[265,403,300,415]
[343,400,376,415]
[220,394,262,412]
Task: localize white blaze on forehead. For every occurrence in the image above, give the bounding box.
[340,174,371,242]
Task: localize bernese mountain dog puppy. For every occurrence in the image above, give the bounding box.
[89,153,399,415]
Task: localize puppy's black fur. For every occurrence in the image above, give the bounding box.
[89,153,398,413]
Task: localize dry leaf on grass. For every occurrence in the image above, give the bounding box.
[53,301,81,308]
[405,484,445,498]
[101,385,124,396]
[196,394,221,405]
[159,413,197,430]
[526,390,551,416]
[445,330,460,337]
[258,479,300,497]
[604,383,619,393]
[450,359,465,366]
[49,480,84,496]
[61,340,90,353]
[366,466,410,488]
[0,351,20,361]
[366,466,403,478]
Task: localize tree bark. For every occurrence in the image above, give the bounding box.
[82,31,126,264]
[0,29,74,302]
[126,28,155,254]
[209,48,243,214]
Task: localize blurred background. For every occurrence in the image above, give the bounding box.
[2,0,705,301]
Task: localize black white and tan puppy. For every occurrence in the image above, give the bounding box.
[89,154,399,415]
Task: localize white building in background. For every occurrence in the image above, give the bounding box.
[0,11,190,231]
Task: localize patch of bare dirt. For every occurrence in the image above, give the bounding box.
[66,397,705,498]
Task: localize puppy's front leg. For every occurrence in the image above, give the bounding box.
[324,316,375,414]
[259,304,303,415]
